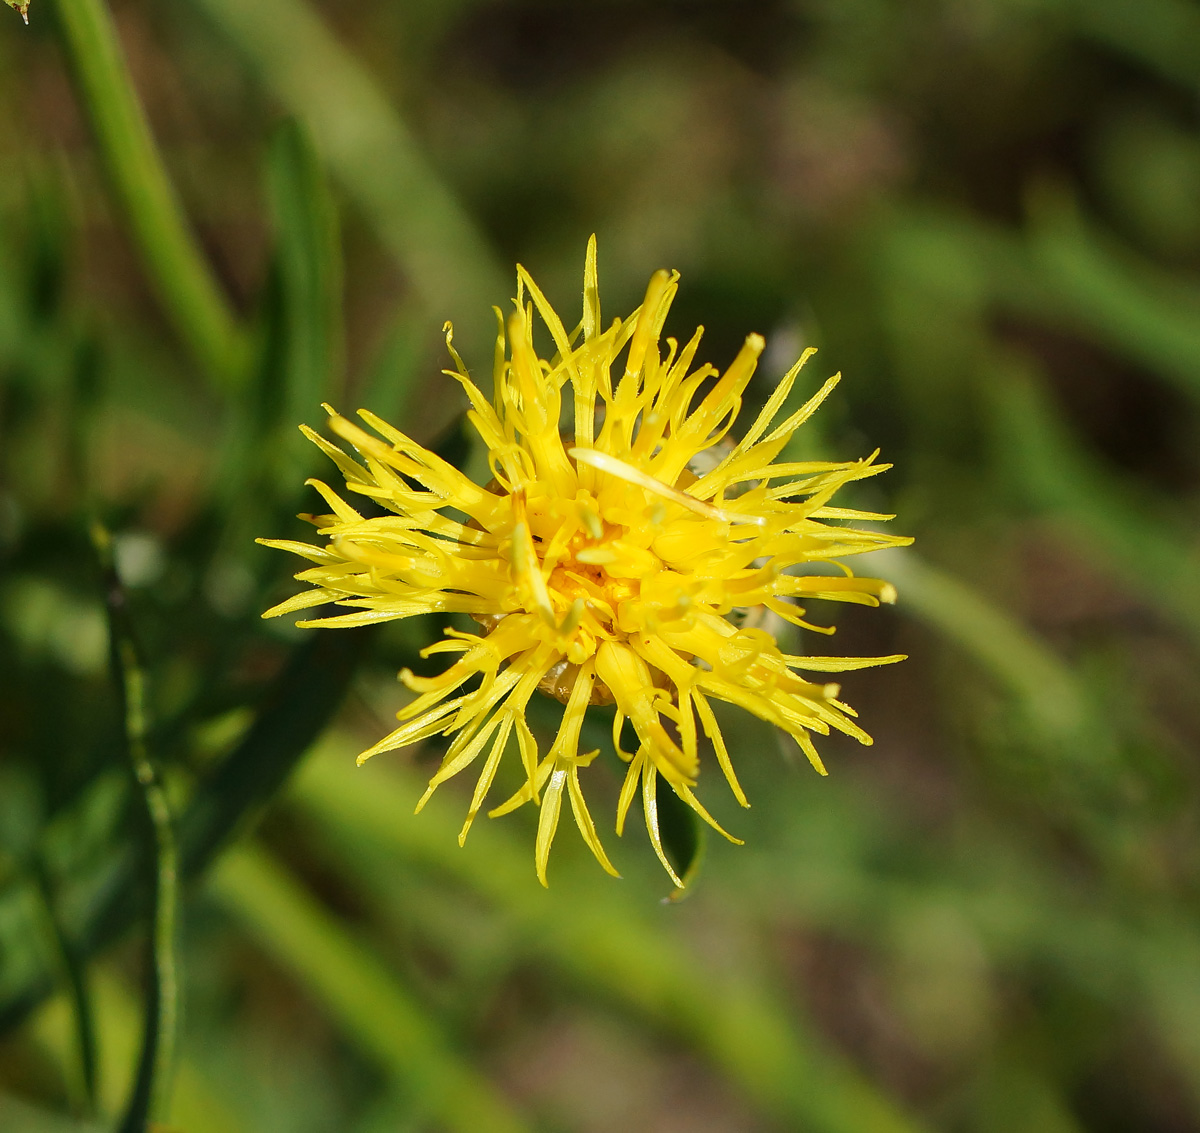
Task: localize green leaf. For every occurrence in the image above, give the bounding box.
[5,1,30,25]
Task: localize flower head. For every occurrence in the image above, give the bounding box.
[261,238,909,886]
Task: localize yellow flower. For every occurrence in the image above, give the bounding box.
[260,238,910,887]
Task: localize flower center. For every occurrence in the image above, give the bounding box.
[515,490,676,705]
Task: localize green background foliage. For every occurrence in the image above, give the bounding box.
[2,0,1199,1129]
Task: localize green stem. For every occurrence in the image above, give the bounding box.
[52,0,244,386]
[92,522,180,1131]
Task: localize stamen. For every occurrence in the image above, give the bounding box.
[578,501,605,540]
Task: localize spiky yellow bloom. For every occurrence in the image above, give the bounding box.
[261,238,909,886]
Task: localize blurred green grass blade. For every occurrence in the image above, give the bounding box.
[189,0,509,344]
[208,843,531,1133]
[1069,0,1200,93]
[292,742,930,1133]
[29,970,254,1133]
[265,120,343,439]
[1027,190,1200,402]
[860,549,1091,742]
[93,523,179,1131]
[30,859,97,1117]
[0,1093,100,1133]
[1137,934,1200,1113]
[0,626,372,1037]
[221,118,344,500]
[49,0,245,387]
[991,372,1200,650]
[970,1061,1085,1133]
[886,204,1200,407]
[358,299,432,424]
[178,626,375,875]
